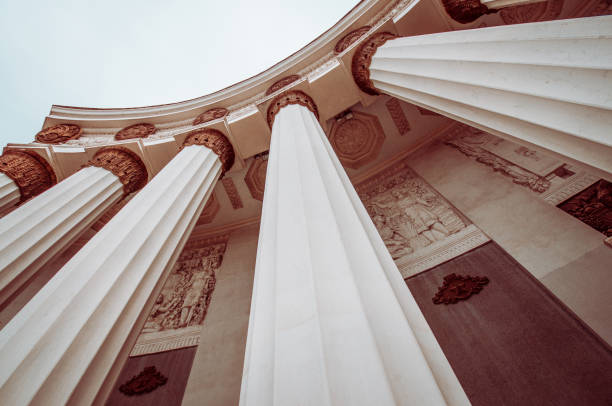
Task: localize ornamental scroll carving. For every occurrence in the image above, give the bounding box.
[329,111,385,169]
[266,90,319,128]
[119,366,167,396]
[35,124,82,144]
[115,123,157,140]
[352,32,396,95]
[89,147,148,194]
[432,273,489,305]
[441,0,496,24]
[193,107,229,126]
[0,150,57,203]
[334,26,371,54]
[131,242,226,356]
[182,129,235,173]
[558,179,612,237]
[265,75,300,96]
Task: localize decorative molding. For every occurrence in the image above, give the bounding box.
[221,177,243,209]
[557,179,612,237]
[130,242,226,356]
[334,26,371,54]
[541,172,599,206]
[417,106,441,116]
[35,124,82,144]
[329,110,386,169]
[115,123,157,140]
[441,0,496,24]
[265,75,300,96]
[385,98,410,135]
[197,194,220,225]
[266,90,319,128]
[182,128,235,173]
[0,150,57,203]
[244,155,267,201]
[432,273,489,305]
[444,126,550,193]
[499,0,563,24]
[119,366,167,396]
[351,32,396,95]
[88,147,148,194]
[193,107,229,126]
[184,233,229,251]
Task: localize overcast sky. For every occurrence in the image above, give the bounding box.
[0,0,358,145]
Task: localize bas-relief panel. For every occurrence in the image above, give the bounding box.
[357,161,489,278]
[130,242,227,356]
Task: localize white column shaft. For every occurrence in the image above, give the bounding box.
[370,16,612,174]
[0,145,221,406]
[240,105,468,406]
[0,173,19,214]
[0,166,122,309]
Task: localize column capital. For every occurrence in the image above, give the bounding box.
[182,129,235,173]
[35,123,83,144]
[351,32,396,96]
[266,90,319,128]
[0,150,57,203]
[88,147,148,194]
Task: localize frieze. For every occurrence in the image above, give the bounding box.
[266,90,319,128]
[385,98,410,135]
[441,0,496,24]
[119,366,167,396]
[351,32,397,95]
[265,75,300,96]
[334,26,371,54]
[88,147,148,195]
[0,150,57,203]
[221,177,243,209]
[182,129,235,173]
[35,124,82,144]
[432,273,489,305]
[115,123,157,140]
[193,107,229,126]
[557,179,612,237]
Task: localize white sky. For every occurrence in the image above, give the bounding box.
[0,0,359,145]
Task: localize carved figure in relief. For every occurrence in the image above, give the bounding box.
[372,214,413,259]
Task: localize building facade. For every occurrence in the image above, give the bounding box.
[0,0,611,405]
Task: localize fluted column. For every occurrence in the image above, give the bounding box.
[0,174,19,214]
[353,16,612,174]
[240,92,468,405]
[0,147,148,312]
[0,130,234,406]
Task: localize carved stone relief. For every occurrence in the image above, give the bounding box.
[244,155,267,201]
[115,123,157,140]
[0,150,57,203]
[265,75,300,96]
[351,32,396,95]
[119,366,167,396]
[432,273,489,305]
[130,241,226,356]
[385,98,411,135]
[558,179,612,237]
[220,177,243,209]
[196,194,220,225]
[499,0,563,24]
[441,0,496,24]
[444,125,552,193]
[266,90,319,127]
[357,161,489,277]
[88,147,148,195]
[35,124,82,144]
[192,107,229,126]
[334,26,371,54]
[329,111,386,169]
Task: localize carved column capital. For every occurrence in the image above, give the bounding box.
[442,0,496,24]
[351,32,397,95]
[89,147,148,194]
[266,90,319,128]
[35,124,82,144]
[0,150,57,203]
[182,129,235,173]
